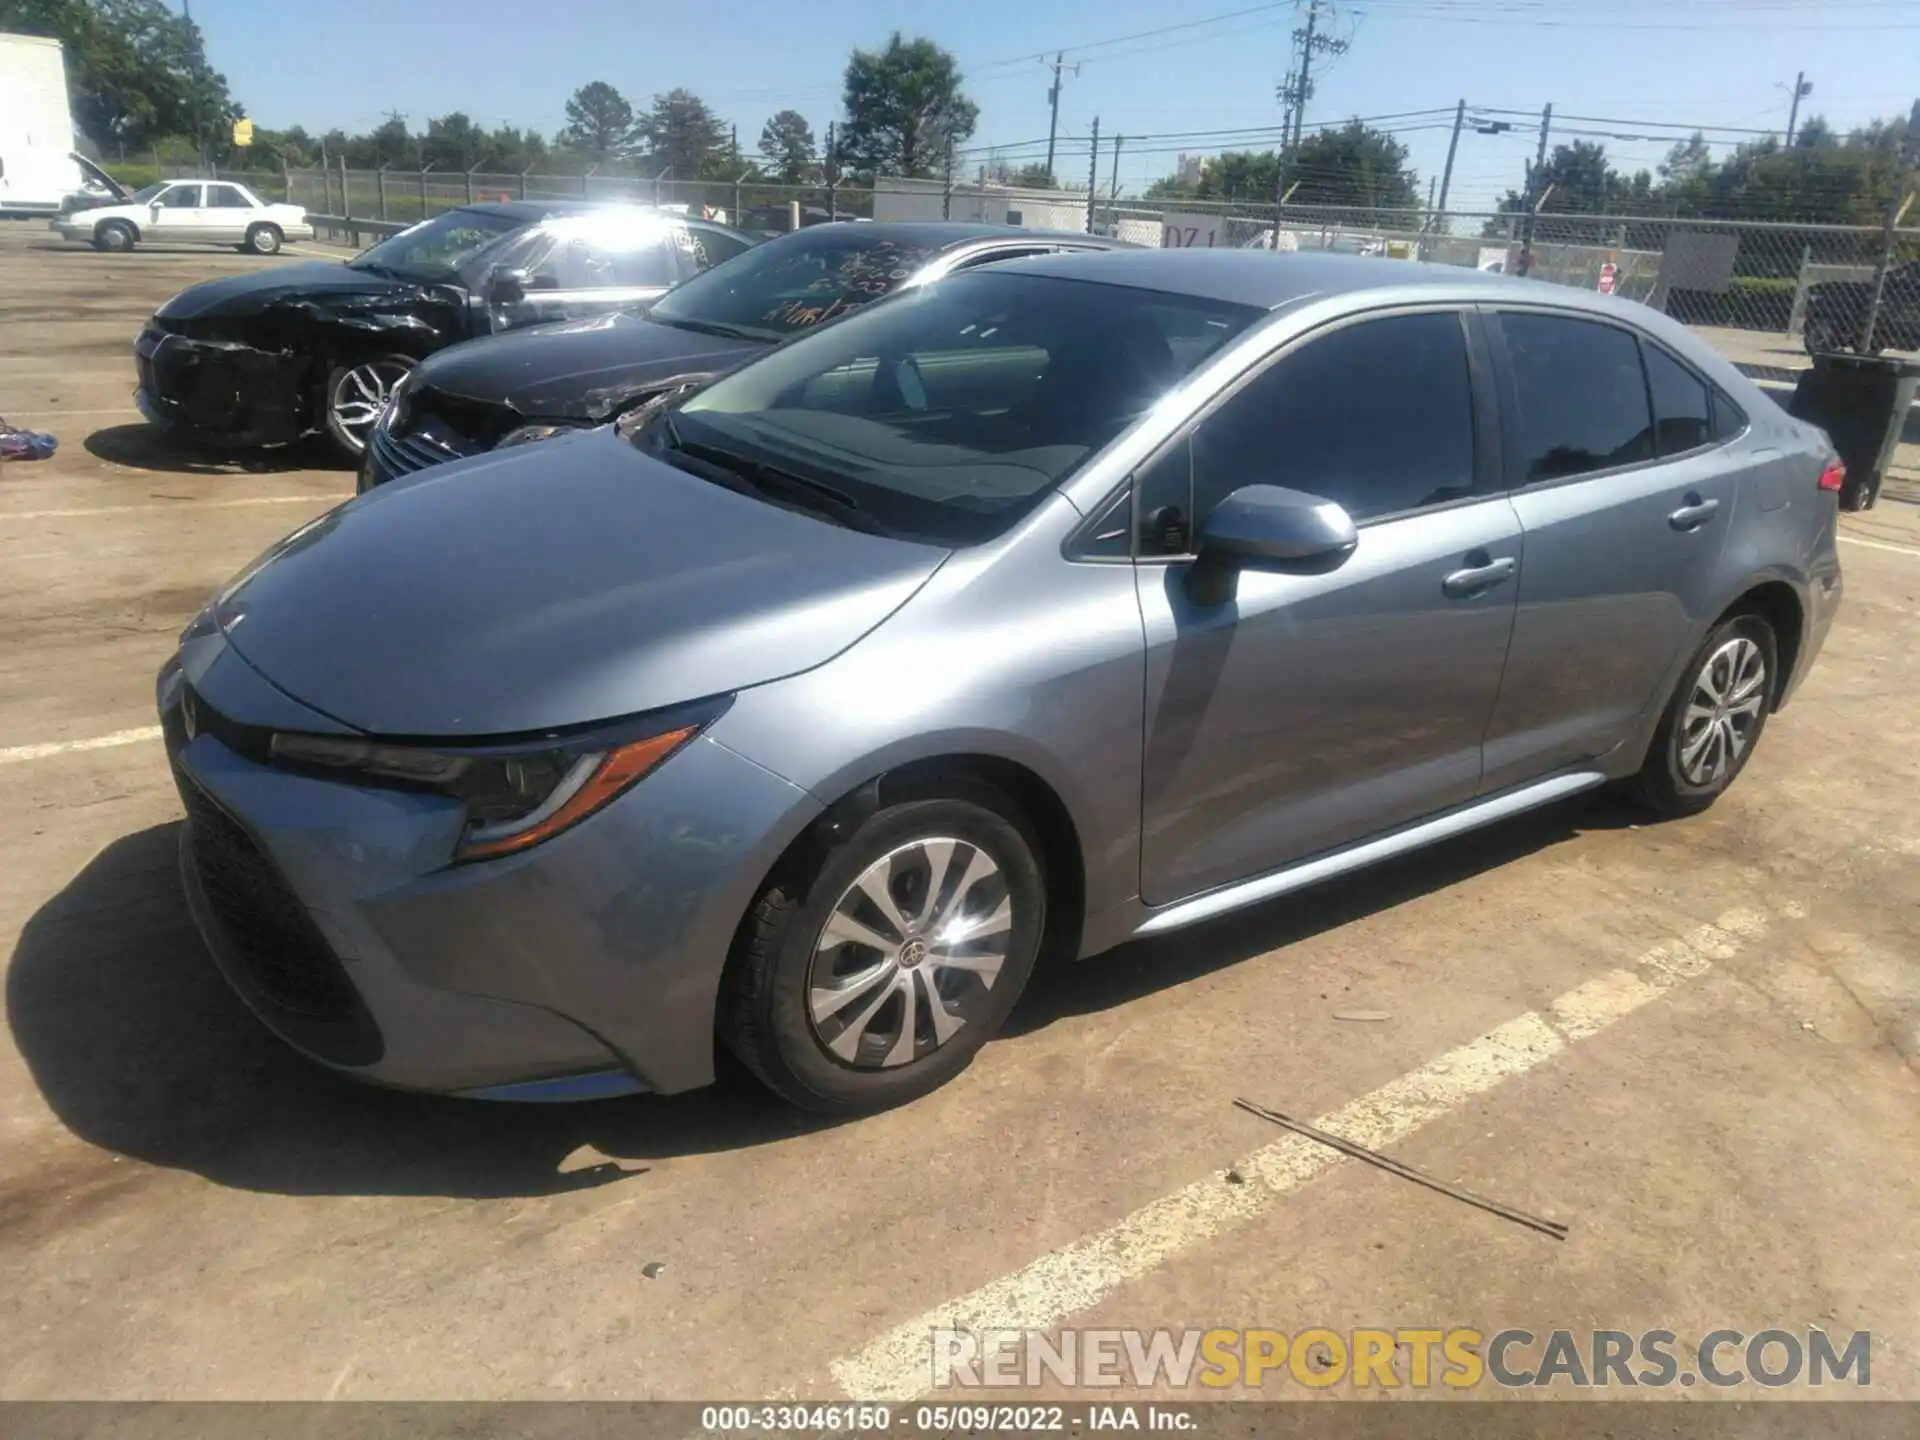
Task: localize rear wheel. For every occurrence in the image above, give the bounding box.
[719,787,1046,1113]
[93,220,135,253]
[244,223,283,256]
[1631,613,1777,818]
[321,357,412,460]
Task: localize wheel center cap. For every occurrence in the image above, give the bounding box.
[898,939,929,969]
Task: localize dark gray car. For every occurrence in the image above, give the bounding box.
[158,249,1843,1114]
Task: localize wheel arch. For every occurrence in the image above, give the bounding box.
[1713,575,1806,710]
[747,750,1090,970]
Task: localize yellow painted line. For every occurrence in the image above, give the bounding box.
[1838,534,1920,559]
[0,494,340,522]
[0,725,163,766]
[831,908,1771,1400]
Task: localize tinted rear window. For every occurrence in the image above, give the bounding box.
[1499,313,1654,480]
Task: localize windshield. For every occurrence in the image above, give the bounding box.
[647,229,947,342]
[349,208,526,282]
[644,270,1260,545]
[131,182,167,204]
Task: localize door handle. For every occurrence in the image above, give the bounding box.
[1668,495,1720,531]
[1441,555,1516,599]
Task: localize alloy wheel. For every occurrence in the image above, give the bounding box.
[329,360,410,450]
[805,837,1015,1069]
[1678,636,1767,787]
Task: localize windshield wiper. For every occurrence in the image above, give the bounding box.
[663,421,885,535]
[652,315,761,342]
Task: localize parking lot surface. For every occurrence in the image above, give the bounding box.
[1,223,1916,1401]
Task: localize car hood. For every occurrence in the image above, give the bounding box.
[215,427,948,736]
[155,261,425,321]
[419,312,762,421]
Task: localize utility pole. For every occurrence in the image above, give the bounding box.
[1516,102,1552,278]
[1109,134,1124,207]
[1785,72,1813,146]
[1274,0,1347,237]
[1436,99,1466,216]
[1086,118,1101,234]
[1044,52,1079,182]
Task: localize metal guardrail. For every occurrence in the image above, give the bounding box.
[303,213,408,246]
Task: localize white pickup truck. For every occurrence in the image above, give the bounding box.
[52,179,314,254]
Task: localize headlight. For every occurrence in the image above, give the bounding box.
[497,421,585,449]
[267,699,726,862]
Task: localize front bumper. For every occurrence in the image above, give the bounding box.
[136,322,311,448]
[158,641,823,1097]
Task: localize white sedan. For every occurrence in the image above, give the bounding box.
[52,180,314,255]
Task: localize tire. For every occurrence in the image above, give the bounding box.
[719,786,1048,1114]
[1631,613,1778,818]
[321,356,413,460]
[93,220,135,253]
[244,223,282,256]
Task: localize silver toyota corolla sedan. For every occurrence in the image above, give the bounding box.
[157,249,1844,1113]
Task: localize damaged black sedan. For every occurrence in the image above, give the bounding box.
[134,202,757,459]
[359,222,1129,489]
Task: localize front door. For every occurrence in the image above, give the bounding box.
[1135,309,1522,906]
[1479,310,1744,790]
[488,224,686,333]
[147,182,204,242]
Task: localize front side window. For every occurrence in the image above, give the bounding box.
[1499,312,1653,481]
[688,226,754,270]
[647,230,954,342]
[155,185,201,209]
[1181,311,1479,539]
[205,185,253,209]
[644,271,1260,545]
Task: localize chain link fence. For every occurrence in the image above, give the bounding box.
[146,162,1920,359]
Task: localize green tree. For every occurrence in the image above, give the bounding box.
[987,160,1059,188]
[838,32,978,181]
[561,81,636,162]
[636,88,726,178]
[1153,122,1420,210]
[758,109,818,184]
[421,112,484,171]
[1792,115,1836,149]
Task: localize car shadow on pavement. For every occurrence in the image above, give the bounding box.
[85,423,343,476]
[1008,789,1644,1038]
[6,822,828,1201]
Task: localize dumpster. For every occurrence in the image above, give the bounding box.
[1787,352,1920,511]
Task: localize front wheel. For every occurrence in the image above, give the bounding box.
[93,220,135,253]
[321,357,412,460]
[719,788,1047,1113]
[1631,613,1777,818]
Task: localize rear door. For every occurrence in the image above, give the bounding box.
[1135,307,1523,904]
[1479,308,1743,790]
[201,183,256,243]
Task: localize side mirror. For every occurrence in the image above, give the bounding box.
[487,266,531,306]
[1186,484,1357,606]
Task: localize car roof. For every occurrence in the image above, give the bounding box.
[986,247,1564,310]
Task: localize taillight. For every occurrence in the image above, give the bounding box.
[1817,457,1846,493]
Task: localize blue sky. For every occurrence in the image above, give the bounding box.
[185,0,1920,211]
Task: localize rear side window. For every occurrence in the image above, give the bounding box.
[1711,388,1748,441]
[1498,313,1653,480]
[205,185,253,209]
[1642,343,1712,455]
[1186,311,1478,529]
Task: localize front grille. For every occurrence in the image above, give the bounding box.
[178,774,362,1021]
[367,422,459,480]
